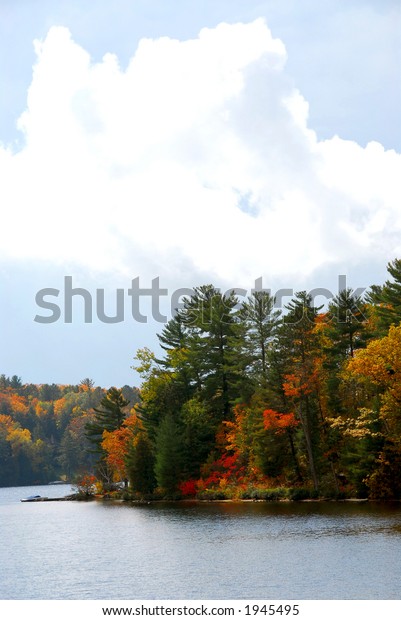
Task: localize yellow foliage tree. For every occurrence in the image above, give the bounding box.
[347,324,401,444]
[346,325,401,498]
[7,427,32,456]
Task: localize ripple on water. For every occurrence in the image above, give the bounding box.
[1,489,400,599]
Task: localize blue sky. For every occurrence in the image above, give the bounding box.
[0,0,400,387]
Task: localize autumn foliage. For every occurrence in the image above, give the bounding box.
[263,409,298,434]
[0,377,139,487]
[2,258,401,499]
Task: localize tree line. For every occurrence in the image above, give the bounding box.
[2,258,401,499]
[88,258,401,500]
[0,378,138,487]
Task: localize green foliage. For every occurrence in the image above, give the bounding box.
[181,285,241,421]
[196,488,228,500]
[238,290,281,384]
[286,487,314,501]
[0,381,111,485]
[368,258,401,334]
[180,398,216,479]
[4,257,401,499]
[132,268,401,501]
[154,414,183,497]
[126,433,156,496]
[327,288,369,358]
[239,486,287,500]
[274,292,322,490]
[85,387,129,455]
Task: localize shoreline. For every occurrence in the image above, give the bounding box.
[16,490,401,505]
[96,495,401,504]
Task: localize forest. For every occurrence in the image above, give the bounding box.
[0,378,139,487]
[1,258,401,500]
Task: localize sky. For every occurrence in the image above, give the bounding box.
[0,0,400,388]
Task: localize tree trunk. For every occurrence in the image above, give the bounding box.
[299,399,319,491]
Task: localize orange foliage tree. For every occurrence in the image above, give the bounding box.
[263,409,298,434]
[101,412,143,482]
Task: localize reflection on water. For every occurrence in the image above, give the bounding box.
[0,485,400,600]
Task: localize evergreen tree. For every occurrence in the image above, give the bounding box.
[85,387,129,478]
[237,290,281,389]
[180,398,216,479]
[154,413,183,496]
[126,432,156,496]
[157,315,193,403]
[181,285,240,421]
[368,258,401,334]
[158,313,188,352]
[80,378,95,390]
[275,292,322,490]
[10,375,22,389]
[324,287,369,418]
[327,288,368,358]
[0,375,9,389]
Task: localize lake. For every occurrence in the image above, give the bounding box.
[0,484,400,600]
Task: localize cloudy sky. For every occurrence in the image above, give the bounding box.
[0,0,400,387]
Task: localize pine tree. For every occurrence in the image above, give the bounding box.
[157,315,193,403]
[368,258,401,334]
[181,285,240,421]
[154,413,183,497]
[275,292,322,490]
[237,290,281,386]
[126,432,156,496]
[327,288,368,358]
[85,387,129,463]
[324,287,369,418]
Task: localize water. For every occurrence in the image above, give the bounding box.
[0,484,400,599]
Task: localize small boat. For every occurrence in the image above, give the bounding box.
[20,495,42,502]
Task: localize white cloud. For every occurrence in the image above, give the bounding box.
[0,19,400,288]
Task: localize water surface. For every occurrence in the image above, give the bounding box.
[1,485,400,599]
